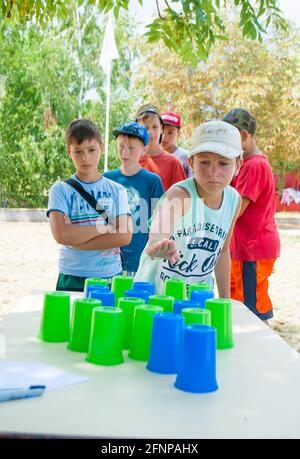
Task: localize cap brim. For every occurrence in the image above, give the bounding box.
[163,121,180,127]
[135,111,163,124]
[188,141,243,159]
[113,129,147,145]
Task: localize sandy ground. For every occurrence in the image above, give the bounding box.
[1,222,300,351]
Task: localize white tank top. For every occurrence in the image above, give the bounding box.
[153,179,240,293]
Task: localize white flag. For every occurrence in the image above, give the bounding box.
[100,13,119,75]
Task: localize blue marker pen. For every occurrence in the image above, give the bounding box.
[0,385,46,403]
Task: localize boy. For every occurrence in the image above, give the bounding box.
[104,122,164,276]
[161,110,193,178]
[135,120,242,298]
[134,104,186,190]
[223,108,280,322]
[47,118,132,292]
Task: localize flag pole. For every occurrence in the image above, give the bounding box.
[104,60,111,173]
[100,12,119,173]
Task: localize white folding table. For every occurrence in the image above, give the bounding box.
[0,292,300,439]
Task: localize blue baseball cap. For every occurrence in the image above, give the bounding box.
[113,122,149,146]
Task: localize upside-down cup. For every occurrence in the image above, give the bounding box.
[111,275,133,305]
[85,285,110,299]
[181,308,211,326]
[148,295,175,313]
[188,282,212,298]
[118,297,145,349]
[84,278,109,297]
[147,312,184,374]
[38,292,71,343]
[205,298,234,350]
[86,307,124,366]
[88,289,115,306]
[129,305,163,362]
[173,300,201,315]
[175,325,218,394]
[133,281,155,296]
[164,279,186,300]
[68,298,101,352]
[190,289,214,308]
[125,289,149,304]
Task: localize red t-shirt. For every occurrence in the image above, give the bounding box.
[139,151,186,191]
[230,154,280,261]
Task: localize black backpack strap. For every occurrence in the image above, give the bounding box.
[65,178,109,224]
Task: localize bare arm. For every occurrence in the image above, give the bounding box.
[49,211,110,245]
[73,215,132,250]
[145,187,190,264]
[214,197,242,298]
[239,196,251,216]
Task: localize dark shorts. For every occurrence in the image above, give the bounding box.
[56,274,86,292]
[56,273,122,292]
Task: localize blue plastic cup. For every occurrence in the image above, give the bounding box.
[175,325,218,393]
[88,289,115,306]
[190,289,214,308]
[147,313,184,374]
[188,282,212,297]
[173,300,201,315]
[125,289,149,304]
[133,282,155,296]
[85,284,110,299]
[84,278,109,297]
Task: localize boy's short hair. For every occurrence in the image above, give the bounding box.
[66,119,103,146]
[134,104,163,125]
[188,120,243,159]
[161,111,181,128]
[222,109,257,135]
[113,122,149,146]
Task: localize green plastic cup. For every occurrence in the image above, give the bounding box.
[84,278,109,297]
[205,298,234,349]
[164,279,186,300]
[118,297,145,349]
[86,307,125,366]
[148,295,175,313]
[112,275,133,305]
[188,282,212,298]
[129,305,163,361]
[38,292,71,342]
[67,298,101,352]
[181,308,211,326]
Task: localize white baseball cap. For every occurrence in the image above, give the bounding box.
[188,120,243,159]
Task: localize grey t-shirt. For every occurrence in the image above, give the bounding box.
[174,147,193,178]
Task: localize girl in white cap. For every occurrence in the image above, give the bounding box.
[134,120,242,298]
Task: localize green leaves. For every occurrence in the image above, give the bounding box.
[135,15,300,176]
[0,0,288,64]
[0,7,137,207]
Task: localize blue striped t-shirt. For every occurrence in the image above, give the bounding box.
[47,174,130,278]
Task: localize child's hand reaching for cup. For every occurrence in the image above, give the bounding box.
[146,239,179,265]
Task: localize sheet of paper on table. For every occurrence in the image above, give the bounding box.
[0,361,88,391]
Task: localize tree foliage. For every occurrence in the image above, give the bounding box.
[0,0,287,63]
[134,18,300,181]
[0,7,137,207]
